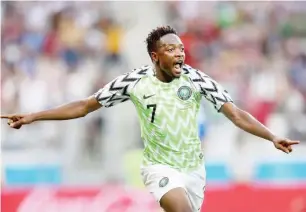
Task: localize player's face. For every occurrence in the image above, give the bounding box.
[152,34,185,78]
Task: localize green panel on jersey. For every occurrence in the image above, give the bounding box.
[130,74,204,171]
[94,64,233,172]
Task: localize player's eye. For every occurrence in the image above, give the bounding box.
[181,47,185,51]
[168,48,174,52]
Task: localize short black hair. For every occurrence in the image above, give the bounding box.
[145,26,177,59]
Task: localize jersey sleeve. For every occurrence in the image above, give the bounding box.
[94,66,150,108]
[187,67,233,112]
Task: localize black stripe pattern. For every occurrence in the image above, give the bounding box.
[94,65,150,107]
[184,65,233,111]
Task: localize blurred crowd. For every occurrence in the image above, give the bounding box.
[1,1,306,184]
[166,1,306,142]
[1,2,127,156]
[1,1,126,113]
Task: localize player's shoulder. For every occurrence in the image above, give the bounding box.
[181,64,208,79]
[115,64,153,85]
[117,65,154,91]
[120,64,152,79]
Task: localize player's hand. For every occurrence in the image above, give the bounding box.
[272,137,300,154]
[1,114,35,129]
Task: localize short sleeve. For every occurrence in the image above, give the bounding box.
[94,66,150,108]
[188,67,233,112]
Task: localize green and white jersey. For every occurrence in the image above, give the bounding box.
[94,64,233,171]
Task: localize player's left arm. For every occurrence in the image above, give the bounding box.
[190,67,300,154]
[220,102,299,153]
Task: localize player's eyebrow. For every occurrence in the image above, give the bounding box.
[161,44,184,48]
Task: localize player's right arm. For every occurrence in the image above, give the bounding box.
[1,66,149,129]
[1,96,102,129]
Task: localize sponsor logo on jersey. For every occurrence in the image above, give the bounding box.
[177,86,192,100]
[143,94,155,99]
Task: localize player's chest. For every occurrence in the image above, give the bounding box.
[136,83,198,110]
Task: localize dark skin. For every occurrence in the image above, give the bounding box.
[1,33,300,212]
[151,34,185,82]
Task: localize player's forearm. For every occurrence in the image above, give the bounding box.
[233,109,276,142]
[31,100,88,122]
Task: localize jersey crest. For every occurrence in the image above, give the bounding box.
[177,86,192,100]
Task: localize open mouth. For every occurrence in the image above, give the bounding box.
[174,61,183,69]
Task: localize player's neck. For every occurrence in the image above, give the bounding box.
[154,67,174,83]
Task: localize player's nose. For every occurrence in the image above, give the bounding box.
[174,49,184,58]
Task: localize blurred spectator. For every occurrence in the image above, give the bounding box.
[289,54,306,100]
[97,17,125,71]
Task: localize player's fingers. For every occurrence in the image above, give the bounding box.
[288,146,292,153]
[10,120,23,129]
[1,115,24,120]
[7,117,18,125]
[11,116,21,122]
[7,119,13,125]
[1,115,12,119]
[287,140,300,145]
[278,145,289,154]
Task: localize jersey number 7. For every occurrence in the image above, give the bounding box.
[147,104,157,123]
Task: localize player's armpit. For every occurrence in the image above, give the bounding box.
[220,102,260,128]
[93,73,135,108]
[188,67,233,112]
[219,102,240,123]
[86,96,103,114]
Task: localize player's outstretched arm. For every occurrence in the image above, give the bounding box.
[220,102,300,154]
[1,96,102,129]
[2,66,148,130]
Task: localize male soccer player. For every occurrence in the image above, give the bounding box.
[1,26,299,212]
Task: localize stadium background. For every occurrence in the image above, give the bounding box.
[1,1,306,211]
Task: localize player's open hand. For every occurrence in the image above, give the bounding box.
[272,137,300,154]
[1,114,34,129]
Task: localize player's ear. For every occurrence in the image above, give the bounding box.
[151,52,158,63]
